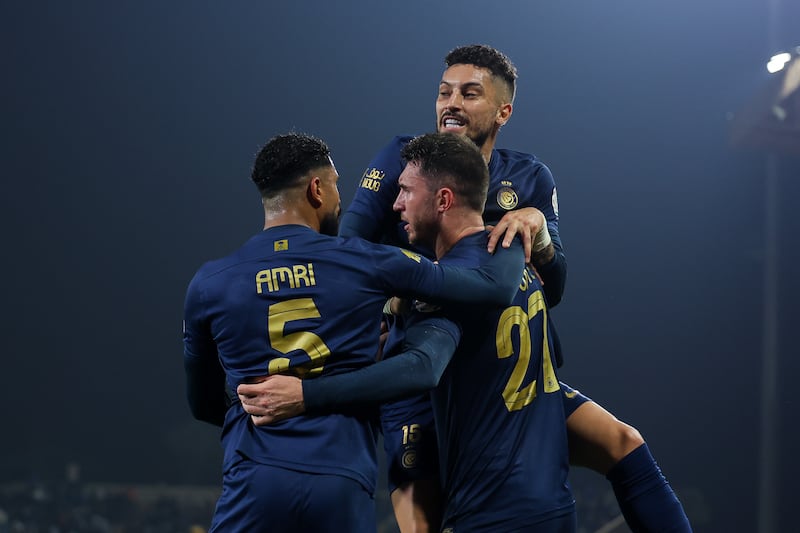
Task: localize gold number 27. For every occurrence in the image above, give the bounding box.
[495,290,559,412]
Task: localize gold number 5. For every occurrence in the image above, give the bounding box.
[267,298,331,378]
[496,290,559,412]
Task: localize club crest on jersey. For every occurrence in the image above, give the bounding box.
[497,186,519,210]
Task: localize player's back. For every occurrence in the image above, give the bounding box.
[430,233,574,530]
[186,224,417,493]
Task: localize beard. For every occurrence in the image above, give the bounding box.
[435,118,490,150]
[406,214,439,250]
[319,205,340,236]
[468,129,490,150]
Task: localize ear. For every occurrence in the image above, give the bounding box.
[306,176,323,208]
[496,102,513,126]
[437,187,455,212]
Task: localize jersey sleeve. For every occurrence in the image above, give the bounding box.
[520,160,567,307]
[183,274,229,427]
[367,238,524,307]
[338,136,411,240]
[303,319,461,412]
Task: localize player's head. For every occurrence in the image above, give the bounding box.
[436,44,517,152]
[251,133,341,236]
[393,132,489,247]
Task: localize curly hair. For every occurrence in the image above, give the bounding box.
[401,132,489,213]
[251,133,331,197]
[445,44,517,102]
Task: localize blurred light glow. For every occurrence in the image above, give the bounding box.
[767,52,791,74]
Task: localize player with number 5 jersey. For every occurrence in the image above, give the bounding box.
[182,133,523,533]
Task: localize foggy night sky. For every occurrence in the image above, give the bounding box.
[2,1,799,531]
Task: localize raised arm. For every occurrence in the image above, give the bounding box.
[487,206,566,306]
[485,159,566,306]
[339,136,411,241]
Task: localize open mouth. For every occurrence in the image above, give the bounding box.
[441,115,466,130]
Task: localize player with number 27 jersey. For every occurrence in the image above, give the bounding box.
[400,232,575,531]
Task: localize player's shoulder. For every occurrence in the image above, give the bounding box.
[440,231,490,267]
[188,252,240,291]
[490,147,555,188]
[336,235,423,263]
[388,134,415,147]
[492,147,549,170]
[372,135,415,158]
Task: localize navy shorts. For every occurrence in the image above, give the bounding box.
[211,457,376,532]
[380,393,439,493]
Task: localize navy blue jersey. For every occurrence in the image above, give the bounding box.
[404,232,574,529]
[183,225,519,494]
[343,135,562,254]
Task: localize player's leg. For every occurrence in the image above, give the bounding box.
[391,478,443,533]
[382,395,442,533]
[561,383,692,532]
[564,395,644,473]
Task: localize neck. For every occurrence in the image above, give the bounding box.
[261,199,319,232]
[479,132,499,163]
[434,213,486,259]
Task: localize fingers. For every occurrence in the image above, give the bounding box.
[237,380,266,402]
[486,223,505,254]
[236,375,305,427]
[250,414,275,426]
[237,379,272,416]
[523,233,533,264]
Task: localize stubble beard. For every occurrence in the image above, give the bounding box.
[319,208,340,237]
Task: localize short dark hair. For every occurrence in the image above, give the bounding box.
[401,133,489,213]
[445,44,517,102]
[251,133,331,197]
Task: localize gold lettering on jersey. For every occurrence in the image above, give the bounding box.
[256,263,316,293]
[359,167,385,192]
[274,239,288,251]
[401,249,422,263]
[519,266,536,292]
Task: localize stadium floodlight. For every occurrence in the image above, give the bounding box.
[767,52,791,73]
[731,46,800,155]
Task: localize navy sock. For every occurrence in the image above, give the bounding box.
[606,443,692,532]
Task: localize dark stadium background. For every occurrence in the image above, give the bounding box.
[2,1,798,531]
